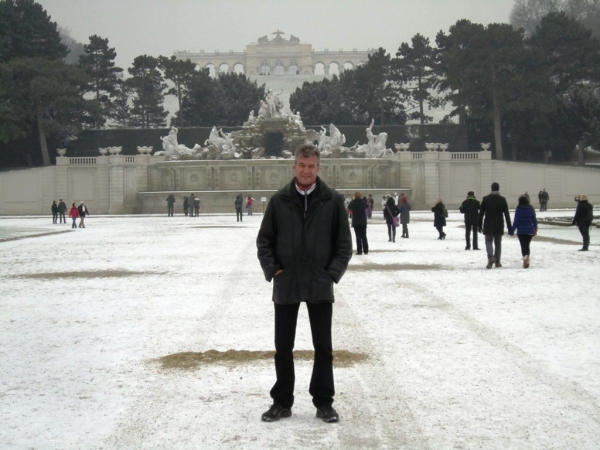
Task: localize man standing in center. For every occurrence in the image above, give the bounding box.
[479,182,512,269]
[257,144,352,424]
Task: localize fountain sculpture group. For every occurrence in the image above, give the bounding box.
[152,90,397,161]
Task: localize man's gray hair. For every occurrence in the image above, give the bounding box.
[295,144,320,163]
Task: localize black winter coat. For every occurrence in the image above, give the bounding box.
[573,200,593,227]
[77,204,90,217]
[459,197,480,224]
[348,198,368,227]
[257,177,352,305]
[400,202,411,224]
[431,202,446,227]
[479,192,511,235]
[383,203,400,224]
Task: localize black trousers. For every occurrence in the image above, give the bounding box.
[465,223,478,248]
[579,225,590,249]
[485,234,502,261]
[435,225,444,238]
[271,302,334,409]
[59,213,66,223]
[353,225,368,254]
[167,205,174,216]
[387,223,396,241]
[518,234,533,256]
[236,207,243,221]
[52,213,58,224]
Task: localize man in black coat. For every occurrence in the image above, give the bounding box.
[57,199,67,224]
[479,182,512,269]
[459,191,480,250]
[166,194,175,217]
[257,144,352,424]
[572,194,593,251]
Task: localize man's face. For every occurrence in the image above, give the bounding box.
[294,154,320,188]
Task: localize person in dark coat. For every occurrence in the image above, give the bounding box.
[188,193,195,217]
[459,191,480,250]
[183,196,189,216]
[571,194,594,251]
[166,194,175,217]
[57,199,67,224]
[257,144,352,424]
[194,196,200,216]
[509,195,538,268]
[479,182,512,269]
[538,188,549,211]
[399,196,411,238]
[431,199,447,240]
[347,191,369,255]
[383,196,400,242]
[235,193,243,222]
[366,194,374,219]
[51,201,58,224]
[77,202,90,228]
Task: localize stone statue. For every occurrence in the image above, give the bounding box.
[288,111,305,132]
[204,126,226,149]
[317,123,346,151]
[155,127,201,156]
[263,89,283,118]
[353,120,390,158]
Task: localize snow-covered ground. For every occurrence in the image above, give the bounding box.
[1,209,598,449]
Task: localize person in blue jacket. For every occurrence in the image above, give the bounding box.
[509,195,538,268]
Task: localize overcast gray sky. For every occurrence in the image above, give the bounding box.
[37,0,516,70]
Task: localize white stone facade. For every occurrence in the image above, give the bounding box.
[1,152,598,215]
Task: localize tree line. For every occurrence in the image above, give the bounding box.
[291,11,600,162]
[1,0,600,166]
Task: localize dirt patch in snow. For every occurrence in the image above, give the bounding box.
[533,236,581,245]
[349,263,443,271]
[156,349,369,371]
[13,270,155,279]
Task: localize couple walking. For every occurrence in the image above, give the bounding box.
[384,196,411,242]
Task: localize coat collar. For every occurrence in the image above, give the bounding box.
[280,176,332,202]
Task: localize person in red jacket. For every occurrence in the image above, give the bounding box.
[69,203,79,229]
[246,194,255,215]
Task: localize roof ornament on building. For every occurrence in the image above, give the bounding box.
[257,31,301,45]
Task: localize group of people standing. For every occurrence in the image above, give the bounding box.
[453,183,593,269]
[51,199,89,229]
[180,194,200,217]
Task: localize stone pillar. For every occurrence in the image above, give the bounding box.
[108,155,125,214]
[96,156,110,213]
[422,151,440,207]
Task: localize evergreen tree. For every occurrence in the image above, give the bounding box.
[0,57,87,165]
[0,0,68,62]
[108,81,131,128]
[79,35,123,128]
[158,55,198,127]
[125,55,168,128]
[396,34,441,125]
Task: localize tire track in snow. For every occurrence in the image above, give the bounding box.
[398,280,600,425]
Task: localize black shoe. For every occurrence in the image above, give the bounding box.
[486,257,495,269]
[495,261,502,268]
[261,404,292,422]
[465,246,470,250]
[578,248,588,251]
[473,247,480,250]
[316,405,339,423]
[357,252,362,255]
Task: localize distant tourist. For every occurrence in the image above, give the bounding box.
[77,202,89,228]
[399,195,411,238]
[235,193,243,222]
[166,194,175,217]
[459,191,480,250]
[69,203,79,229]
[538,188,549,212]
[509,195,538,268]
[194,196,200,216]
[51,201,58,224]
[381,195,387,208]
[523,191,530,203]
[344,194,352,218]
[479,182,512,269]
[347,191,369,255]
[183,196,189,216]
[188,193,195,217]
[571,194,593,251]
[366,194,374,219]
[431,199,447,240]
[246,194,255,215]
[383,196,400,242]
[57,199,67,224]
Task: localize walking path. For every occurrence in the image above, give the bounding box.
[0,212,598,449]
